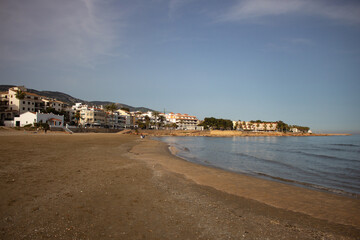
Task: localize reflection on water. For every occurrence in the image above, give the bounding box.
[155,135,360,197]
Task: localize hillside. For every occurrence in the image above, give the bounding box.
[0,85,154,112]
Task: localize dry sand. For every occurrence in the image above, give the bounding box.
[0,131,359,239]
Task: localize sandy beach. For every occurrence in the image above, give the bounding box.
[1,131,359,239]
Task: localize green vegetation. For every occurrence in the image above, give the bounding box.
[276,121,289,132]
[290,125,310,132]
[276,121,310,133]
[120,107,130,112]
[105,103,117,113]
[15,89,26,100]
[34,122,50,132]
[199,117,233,130]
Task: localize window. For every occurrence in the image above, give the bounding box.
[23,107,25,110]
[23,101,25,104]
[28,102,30,105]
[28,108,30,111]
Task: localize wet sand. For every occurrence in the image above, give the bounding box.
[1,132,359,239]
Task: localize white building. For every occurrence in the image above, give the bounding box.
[8,86,43,115]
[116,109,133,128]
[165,112,201,130]
[13,111,64,127]
[233,121,278,131]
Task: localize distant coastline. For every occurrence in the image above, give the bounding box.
[130,129,351,137]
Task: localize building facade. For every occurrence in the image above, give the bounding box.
[13,112,64,127]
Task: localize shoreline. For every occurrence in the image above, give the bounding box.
[127,129,351,137]
[1,132,359,239]
[165,141,359,199]
[130,138,360,229]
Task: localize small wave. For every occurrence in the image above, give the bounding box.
[255,172,359,198]
[331,143,360,147]
[299,151,359,163]
[231,152,305,173]
[322,147,360,154]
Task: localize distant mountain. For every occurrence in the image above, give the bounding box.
[0,85,154,112]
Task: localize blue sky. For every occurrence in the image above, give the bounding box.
[0,0,359,133]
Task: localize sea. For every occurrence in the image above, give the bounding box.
[154,135,360,198]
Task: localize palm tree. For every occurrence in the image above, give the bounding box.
[74,111,83,126]
[15,89,26,100]
[105,103,117,128]
[152,111,160,129]
[158,115,166,129]
[144,116,151,129]
[179,119,185,130]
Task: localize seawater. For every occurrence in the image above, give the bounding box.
[154,135,360,197]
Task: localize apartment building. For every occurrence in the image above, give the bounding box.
[0,92,13,125]
[7,86,44,115]
[165,112,201,130]
[106,112,126,129]
[42,99,66,112]
[1,86,67,121]
[80,107,106,127]
[233,121,278,131]
[116,109,134,128]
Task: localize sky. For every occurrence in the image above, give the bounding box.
[0,0,359,133]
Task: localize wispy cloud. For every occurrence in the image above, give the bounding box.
[218,0,360,24]
[265,37,314,53]
[287,38,313,45]
[0,0,121,68]
[168,0,194,20]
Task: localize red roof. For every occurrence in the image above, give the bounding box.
[48,118,62,122]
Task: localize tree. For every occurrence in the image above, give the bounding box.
[144,116,151,129]
[199,117,233,130]
[105,103,118,128]
[158,115,166,129]
[179,119,185,130]
[120,107,130,112]
[276,121,289,132]
[15,89,26,100]
[136,120,146,129]
[73,111,83,126]
[152,111,160,129]
[105,103,117,113]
